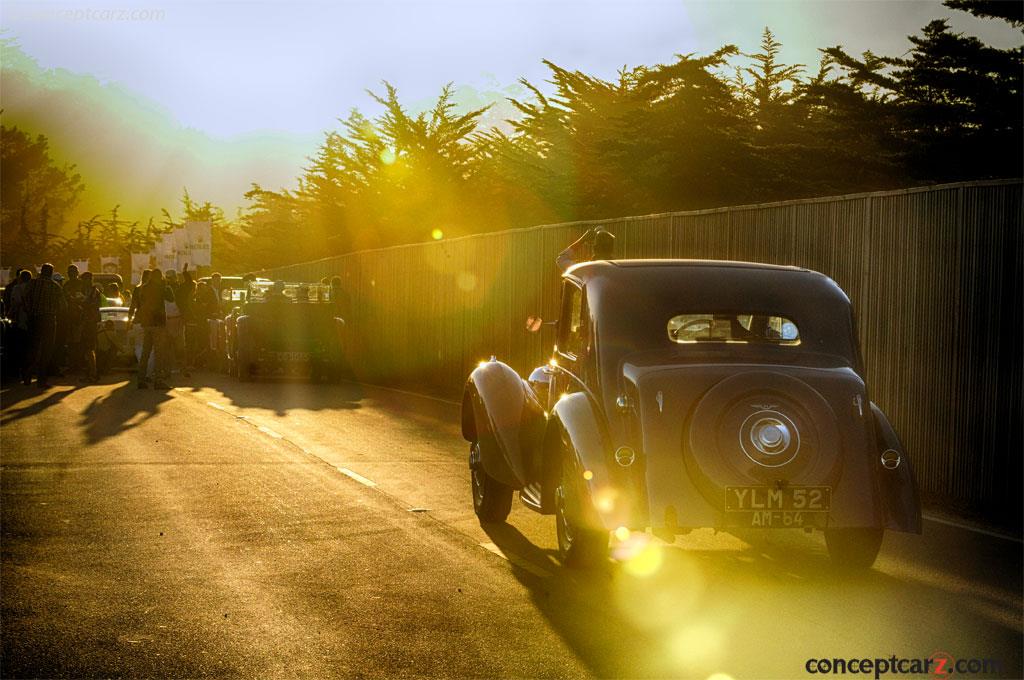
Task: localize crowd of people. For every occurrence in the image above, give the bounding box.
[1,230,597,390]
[125,265,223,389]
[0,263,228,389]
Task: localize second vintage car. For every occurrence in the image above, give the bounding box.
[462,259,921,568]
[230,280,346,382]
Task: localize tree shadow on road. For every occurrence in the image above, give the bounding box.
[483,523,1024,679]
[78,380,172,445]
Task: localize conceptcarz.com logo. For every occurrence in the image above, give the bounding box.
[804,652,1003,679]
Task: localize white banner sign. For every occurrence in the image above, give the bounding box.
[100,256,120,275]
[156,233,176,273]
[71,259,90,274]
[184,221,212,267]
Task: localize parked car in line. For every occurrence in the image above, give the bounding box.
[93,273,124,291]
[230,280,346,382]
[198,275,263,297]
[462,259,921,569]
[98,306,135,369]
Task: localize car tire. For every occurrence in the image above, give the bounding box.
[825,527,883,569]
[469,441,513,523]
[555,453,607,568]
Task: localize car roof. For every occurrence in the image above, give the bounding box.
[565,259,839,299]
[565,258,857,364]
[567,258,811,276]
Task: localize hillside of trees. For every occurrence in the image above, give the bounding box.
[2,0,1020,274]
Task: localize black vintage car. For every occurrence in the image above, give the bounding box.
[462,260,921,568]
[231,281,346,382]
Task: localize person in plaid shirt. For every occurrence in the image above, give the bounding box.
[23,264,66,387]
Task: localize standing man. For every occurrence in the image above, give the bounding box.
[7,270,33,381]
[78,272,102,382]
[61,263,86,373]
[163,269,186,379]
[175,266,196,375]
[556,226,616,272]
[135,268,170,389]
[191,280,218,368]
[128,269,150,323]
[209,272,223,298]
[23,264,66,388]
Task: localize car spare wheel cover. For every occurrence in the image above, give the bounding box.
[685,370,843,508]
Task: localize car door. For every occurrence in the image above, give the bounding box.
[550,280,594,409]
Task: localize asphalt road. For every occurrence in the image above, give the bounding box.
[1,373,1021,679]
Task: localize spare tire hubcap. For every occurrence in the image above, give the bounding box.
[740,410,800,467]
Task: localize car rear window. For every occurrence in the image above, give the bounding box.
[667,313,800,345]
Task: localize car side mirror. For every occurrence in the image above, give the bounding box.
[526,316,557,333]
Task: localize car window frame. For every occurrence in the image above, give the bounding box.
[556,280,588,363]
[666,311,802,345]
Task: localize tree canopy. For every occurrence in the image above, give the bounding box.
[3,2,1021,274]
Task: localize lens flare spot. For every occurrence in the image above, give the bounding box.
[706,674,735,680]
[431,228,444,240]
[614,526,631,541]
[613,549,705,630]
[582,470,593,481]
[669,625,725,673]
[623,541,664,578]
[457,271,477,291]
[379,148,396,165]
[593,487,618,513]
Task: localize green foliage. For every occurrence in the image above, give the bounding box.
[0,123,84,264]
[825,17,1022,181]
[944,0,1023,27]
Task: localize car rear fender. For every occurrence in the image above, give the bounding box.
[463,359,544,488]
[871,402,922,533]
[549,392,626,531]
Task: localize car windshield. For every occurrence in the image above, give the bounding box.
[100,308,130,323]
[246,281,331,302]
[668,313,800,345]
[221,288,248,302]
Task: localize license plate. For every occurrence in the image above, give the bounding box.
[725,510,825,528]
[725,486,831,512]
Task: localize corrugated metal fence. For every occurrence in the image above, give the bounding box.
[266,179,1023,524]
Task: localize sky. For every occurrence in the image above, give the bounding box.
[3,0,1021,139]
[1,0,1020,224]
